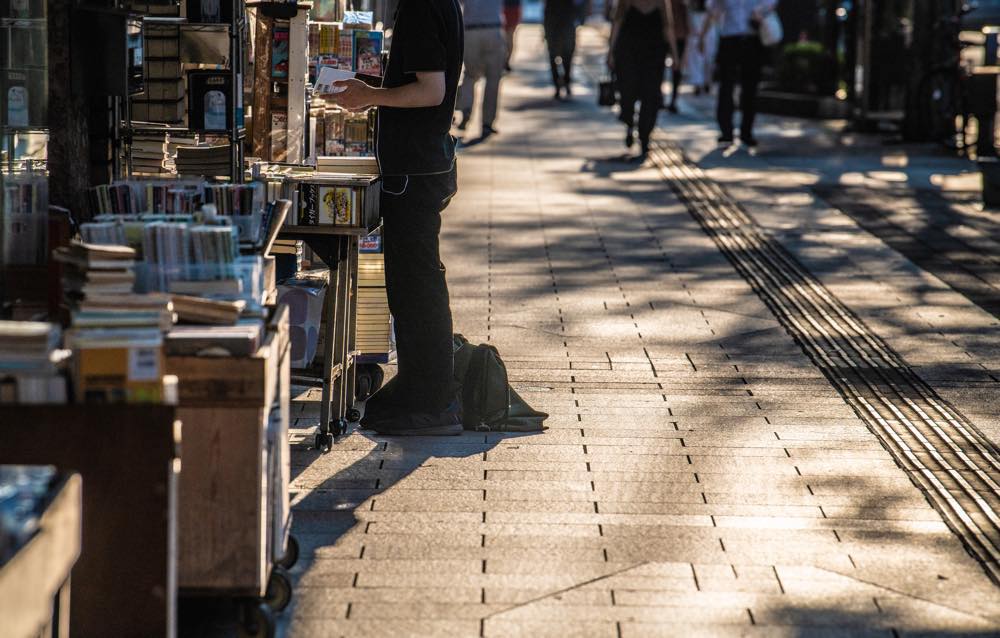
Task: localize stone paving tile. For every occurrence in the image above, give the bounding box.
[280,26,1000,638]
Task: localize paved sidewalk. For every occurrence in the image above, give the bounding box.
[283,27,1000,637]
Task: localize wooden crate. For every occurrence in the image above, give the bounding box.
[0,473,81,638]
[172,306,291,594]
[0,406,181,637]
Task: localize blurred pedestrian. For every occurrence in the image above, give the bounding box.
[456,0,507,138]
[698,0,775,146]
[502,0,522,71]
[544,0,582,99]
[685,0,716,95]
[666,0,690,113]
[608,0,678,158]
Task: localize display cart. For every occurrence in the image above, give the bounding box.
[0,470,81,638]
[276,172,378,451]
[167,297,295,638]
[0,406,181,637]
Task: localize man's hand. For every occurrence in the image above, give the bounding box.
[327,78,374,111]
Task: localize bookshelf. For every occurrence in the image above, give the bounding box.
[124,0,247,182]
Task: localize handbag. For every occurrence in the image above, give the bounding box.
[598,77,616,107]
[759,10,783,47]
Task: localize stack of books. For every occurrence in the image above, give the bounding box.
[175,144,231,178]
[0,321,69,404]
[131,132,172,176]
[53,241,138,298]
[355,250,391,354]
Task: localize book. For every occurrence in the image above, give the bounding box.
[272,25,290,79]
[52,241,137,271]
[187,70,232,132]
[317,186,355,225]
[171,294,245,325]
[352,31,383,76]
[66,328,165,403]
[165,321,263,357]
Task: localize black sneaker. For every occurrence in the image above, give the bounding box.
[371,400,463,436]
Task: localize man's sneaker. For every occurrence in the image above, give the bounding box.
[371,400,463,436]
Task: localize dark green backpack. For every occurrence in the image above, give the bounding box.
[453,334,548,432]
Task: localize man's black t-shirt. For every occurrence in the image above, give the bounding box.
[376,0,464,176]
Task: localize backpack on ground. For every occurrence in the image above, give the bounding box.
[453,334,548,432]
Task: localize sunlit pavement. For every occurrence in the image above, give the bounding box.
[280,26,1000,637]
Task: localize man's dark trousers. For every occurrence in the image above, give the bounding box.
[716,34,763,140]
[379,168,458,414]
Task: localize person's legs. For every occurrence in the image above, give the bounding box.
[562,24,576,93]
[637,45,667,154]
[715,36,738,140]
[378,170,458,415]
[481,28,506,131]
[615,45,639,139]
[669,38,686,111]
[544,22,562,96]
[738,36,763,143]
[456,30,486,128]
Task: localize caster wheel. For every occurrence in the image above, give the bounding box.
[238,601,275,638]
[265,566,293,612]
[277,534,300,569]
[347,407,362,423]
[336,418,349,436]
[314,432,333,452]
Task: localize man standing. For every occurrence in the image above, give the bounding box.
[328,0,465,435]
[456,0,507,139]
[699,0,775,146]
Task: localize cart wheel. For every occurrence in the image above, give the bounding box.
[336,418,349,436]
[265,567,293,612]
[347,407,362,422]
[277,534,300,569]
[238,601,275,638]
[314,431,333,453]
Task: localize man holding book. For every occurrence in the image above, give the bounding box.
[326,0,465,435]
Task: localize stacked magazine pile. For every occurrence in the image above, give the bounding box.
[175,144,231,178]
[131,132,172,176]
[356,250,391,354]
[0,321,69,403]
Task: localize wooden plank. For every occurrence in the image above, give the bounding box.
[176,405,268,593]
[251,15,274,160]
[0,473,81,638]
[0,405,180,638]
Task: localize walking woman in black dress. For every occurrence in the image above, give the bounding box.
[609,0,678,158]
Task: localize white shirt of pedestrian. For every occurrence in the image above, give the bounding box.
[707,0,775,37]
